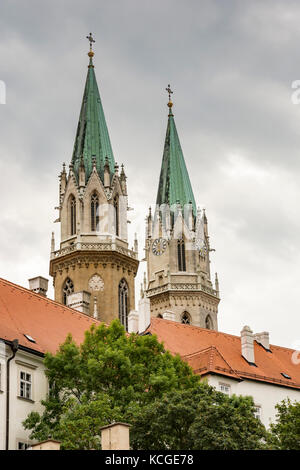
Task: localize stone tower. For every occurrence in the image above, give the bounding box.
[49,37,139,329]
[144,88,220,330]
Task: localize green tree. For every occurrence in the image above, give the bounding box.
[23,319,267,450]
[268,398,300,449]
[23,320,198,449]
[130,385,267,450]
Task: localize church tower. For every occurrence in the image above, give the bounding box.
[144,86,220,330]
[49,35,139,329]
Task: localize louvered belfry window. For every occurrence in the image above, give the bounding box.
[70,196,76,235]
[119,279,129,330]
[91,192,99,231]
[177,238,186,272]
[114,196,119,237]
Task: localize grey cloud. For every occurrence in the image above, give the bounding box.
[0,0,300,347]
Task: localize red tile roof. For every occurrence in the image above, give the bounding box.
[0,277,99,354]
[1,278,299,391]
[147,318,300,390]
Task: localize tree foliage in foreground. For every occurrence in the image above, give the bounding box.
[131,386,267,450]
[23,320,267,449]
[268,398,300,450]
[23,320,197,449]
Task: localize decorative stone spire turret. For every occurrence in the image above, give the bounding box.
[49,38,139,329]
[71,34,115,183]
[144,87,220,330]
[156,85,196,216]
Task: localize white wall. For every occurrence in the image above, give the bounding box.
[0,341,48,450]
[206,374,300,428]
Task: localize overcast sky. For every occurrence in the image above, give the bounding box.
[1,0,300,347]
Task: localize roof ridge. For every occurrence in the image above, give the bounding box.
[152,318,295,353]
[182,344,238,376]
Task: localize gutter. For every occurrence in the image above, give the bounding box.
[6,339,19,450]
[2,338,45,358]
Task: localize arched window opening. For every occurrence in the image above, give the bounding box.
[63,278,74,305]
[119,279,129,330]
[205,315,213,330]
[157,314,163,319]
[70,196,76,236]
[91,192,99,231]
[114,196,119,237]
[181,312,191,325]
[177,238,186,272]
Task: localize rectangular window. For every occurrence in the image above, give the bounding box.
[20,371,32,399]
[18,441,30,450]
[254,405,261,421]
[219,382,231,395]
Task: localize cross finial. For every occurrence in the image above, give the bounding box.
[166,84,173,101]
[166,84,174,113]
[86,32,95,51]
[86,33,95,66]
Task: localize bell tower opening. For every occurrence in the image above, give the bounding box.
[91,192,99,231]
[119,279,129,330]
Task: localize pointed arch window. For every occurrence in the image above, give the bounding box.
[205,315,213,330]
[91,192,99,231]
[177,238,186,272]
[119,279,129,330]
[70,196,76,236]
[181,311,191,325]
[63,278,74,305]
[114,196,119,237]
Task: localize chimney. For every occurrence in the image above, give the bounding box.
[29,439,60,451]
[162,310,176,322]
[137,295,150,333]
[28,277,49,297]
[67,291,91,315]
[100,422,130,450]
[241,325,255,364]
[128,311,139,333]
[255,331,270,350]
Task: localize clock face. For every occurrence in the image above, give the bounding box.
[152,238,167,256]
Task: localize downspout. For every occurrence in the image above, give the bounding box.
[6,339,19,450]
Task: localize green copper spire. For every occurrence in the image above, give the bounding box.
[71,34,115,182]
[156,86,196,215]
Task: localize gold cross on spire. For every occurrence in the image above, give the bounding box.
[166,84,174,112]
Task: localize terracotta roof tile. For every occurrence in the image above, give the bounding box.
[0,277,99,354]
[1,278,299,391]
[147,318,300,390]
